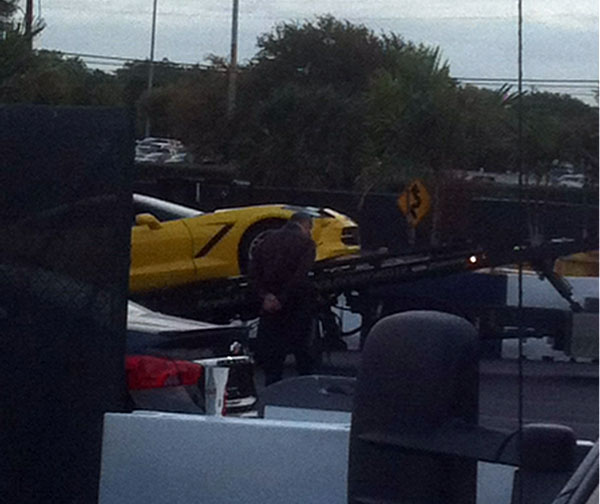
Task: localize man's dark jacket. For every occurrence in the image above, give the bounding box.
[249,221,316,307]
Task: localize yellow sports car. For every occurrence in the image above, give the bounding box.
[130,194,360,293]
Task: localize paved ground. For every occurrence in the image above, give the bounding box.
[254,351,599,440]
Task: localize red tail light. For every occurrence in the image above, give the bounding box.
[126,355,203,390]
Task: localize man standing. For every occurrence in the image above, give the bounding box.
[249,212,317,385]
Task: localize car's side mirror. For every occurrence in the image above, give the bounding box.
[135,213,162,230]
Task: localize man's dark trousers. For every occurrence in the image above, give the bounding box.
[257,297,315,386]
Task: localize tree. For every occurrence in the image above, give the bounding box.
[453,84,516,172]
[115,59,191,108]
[360,41,459,189]
[0,0,17,19]
[5,9,592,200]
[143,67,229,156]
[248,15,384,98]
[520,92,598,170]
[0,0,34,95]
[0,0,49,103]
[233,82,365,188]
[232,16,464,191]
[0,50,122,106]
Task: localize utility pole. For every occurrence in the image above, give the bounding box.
[144,0,158,138]
[24,0,33,49]
[226,0,239,121]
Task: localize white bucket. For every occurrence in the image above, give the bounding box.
[204,366,230,416]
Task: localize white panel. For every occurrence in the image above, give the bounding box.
[506,274,598,309]
[264,406,352,424]
[477,462,516,504]
[99,412,349,504]
[571,313,599,359]
[98,413,551,504]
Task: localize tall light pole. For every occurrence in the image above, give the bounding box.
[24,0,33,49]
[226,0,239,120]
[144,0,158,138]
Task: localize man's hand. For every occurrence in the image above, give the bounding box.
[262,293,282,313]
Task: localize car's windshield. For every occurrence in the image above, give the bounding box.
[133,194,203,222]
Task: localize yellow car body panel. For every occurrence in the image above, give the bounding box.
[130,219,195,293]
[130,197,359,294]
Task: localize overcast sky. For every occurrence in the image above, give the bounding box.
[35,0,599,102]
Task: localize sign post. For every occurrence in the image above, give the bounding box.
[397,179,431,227]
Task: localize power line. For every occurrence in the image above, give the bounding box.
[42,5,217,18]
[456,77,598,84]
[53,50,213,69]
[43,49,599,99]
[44,4,595,23]
[60,52,135,62]
[463,82,598,90]
[55,50,599,85]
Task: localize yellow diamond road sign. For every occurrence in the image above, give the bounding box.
[397,179,431,227]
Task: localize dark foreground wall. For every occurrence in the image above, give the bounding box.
[0,106,133,503]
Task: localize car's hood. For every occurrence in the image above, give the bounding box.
[213,203,358,226]
[127,301,229,334]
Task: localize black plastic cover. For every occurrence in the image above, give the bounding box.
[0,105,133,504]
[347,310,479,504]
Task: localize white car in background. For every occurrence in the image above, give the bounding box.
[137,137,184,150]
[135,150,172,164]
[164,152,189,164]
[135,137,188,163]
[556,174,585,188]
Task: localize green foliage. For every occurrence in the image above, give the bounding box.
[0,49,122,105]
[0,6,120,107]
[0,13,596,191]
[238,15,470,190]
[0,30,33,92]
[232,83,365,188]
[115,59,190,107]
[453,85,516,172]
[0,0,18,18]
[361,42,458,188]
[143,68,229,156]
[520,92,598,167]
[0,0,45,84]
[250,15,383,96]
